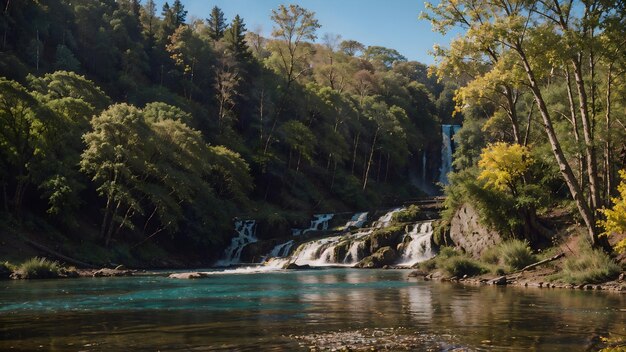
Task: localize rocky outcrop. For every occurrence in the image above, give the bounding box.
[355,246,398,268]
[169,272,209,279]
[449,203,502,258]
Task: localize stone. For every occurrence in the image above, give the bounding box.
[408,270,428,278]
[489,276,507,285]
[618,273,625,282]
[285,263,312,270]
[169,272,208,279]
[93,268,134,277]
[448,203,503,258]
[355,247,398,268]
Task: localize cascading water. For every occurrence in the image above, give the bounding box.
[269,240,294,257]
[343,212,368,229]
[396,221,435,267]
[215,220,257,266]
[292,213,335,236]
[439,124,462,185]
[372,207,403,228]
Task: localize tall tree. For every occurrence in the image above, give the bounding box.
[206,6,227,42]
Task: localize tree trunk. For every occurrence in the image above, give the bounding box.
[565,69,586,189]
[571,57,601,210]
[362,127,379,191]
[516,46,600,247]
[604,64,613,202]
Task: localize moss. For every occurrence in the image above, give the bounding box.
[432,219,451,247]
[367,224,405,254]
[392,205,421,223]
[356,246,398,268]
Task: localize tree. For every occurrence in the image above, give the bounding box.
[599,169,626,253]
[206,6,227,41]
[363,46,407,69]
[224,15,252,63]
[478,143,532,195]
[340,40,365,56]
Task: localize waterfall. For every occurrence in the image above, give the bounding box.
[292,213,335,236]
[343,212,368,229]
[439,124,461,185]
[396,221,435,267]
[269,240,294,257]
[288,209,404,266]
[422,152,427,184]
[215,220,257,266]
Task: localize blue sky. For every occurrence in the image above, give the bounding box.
[154,0,454,65]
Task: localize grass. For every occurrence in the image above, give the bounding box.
[481,239,537,271]
[15,257,63,279]
[556,248,620,284]
[419,246,488,278]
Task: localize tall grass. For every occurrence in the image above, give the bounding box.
[419,246,487,277]
[481,239,536,271]
[559,248,620,284]
[15,257,62,279]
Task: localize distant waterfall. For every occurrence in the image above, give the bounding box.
[292,214,335,236]
[215,220,257,266]
[439,124,462,185]
[396,221,435,267]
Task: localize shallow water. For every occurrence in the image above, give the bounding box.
[0,269,624,351]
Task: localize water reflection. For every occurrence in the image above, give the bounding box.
[0,269,624,351]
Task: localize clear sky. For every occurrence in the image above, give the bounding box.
[154,0,453,65]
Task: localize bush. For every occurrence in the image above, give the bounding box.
[392,205,421,223]
[442,256,488,277]
[15,257,62,279]
[480,240,537,271]
[559,248,620,284]
[499,240,536,270]
[1,261,14,279]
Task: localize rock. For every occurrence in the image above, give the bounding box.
[285,263,312,270]
[93,268,134,277]
[355,247,398,268]
[169,272,209,279]
[448,203,503,258]
[408,270,428,278]
[60,267,79,278]
[489,276,508,285]
[618,273,625,282]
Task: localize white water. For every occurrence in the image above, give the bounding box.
[439,124,461,185]
[269,240,294,257]
[292,213,335,236]
[343,212,368,229]
[215,220,258,267]
[396,221,435,267]
[372,207,403,228]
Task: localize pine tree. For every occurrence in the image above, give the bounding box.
[207,6,226,41]
[224,15,251,63]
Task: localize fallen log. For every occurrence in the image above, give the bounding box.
[517,252,565,273]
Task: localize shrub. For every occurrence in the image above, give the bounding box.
[442,256,487,277]
[498,240,536,270]
[559,248,620,284]
[392,205,421,223]
[1,261,14,279]
[15,257,62,279]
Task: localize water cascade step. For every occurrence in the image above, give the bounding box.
[396,222,435,267]
[215,220,257,267]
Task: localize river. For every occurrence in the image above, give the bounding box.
[1,269,624,351]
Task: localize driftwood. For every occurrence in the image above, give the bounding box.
[517,252,565,273]
[22,237,96,268]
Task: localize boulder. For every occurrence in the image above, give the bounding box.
[169,272,209,279]
[356,246,398,268]
[285,263,312,270]
[449,203,502,258]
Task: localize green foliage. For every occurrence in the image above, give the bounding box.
[558,248,620,284]
[15,257,62,279]
[481,240,537,271]
[392,205,421,223]
[419,246,487,277]
[599,169,626,253]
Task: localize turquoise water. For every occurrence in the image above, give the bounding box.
[1,269,624,351]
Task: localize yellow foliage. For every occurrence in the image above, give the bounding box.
[477,142,532,192]
[598,169,626,253]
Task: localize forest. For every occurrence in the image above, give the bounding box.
[2,0,626,267]
[0,0,453,263]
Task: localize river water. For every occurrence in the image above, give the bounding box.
[1,269,624,351]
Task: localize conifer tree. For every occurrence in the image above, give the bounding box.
[207,6,227,41]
